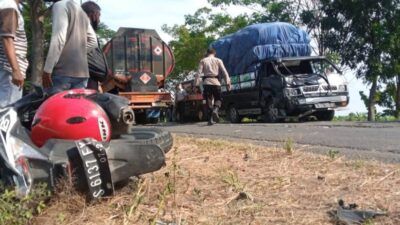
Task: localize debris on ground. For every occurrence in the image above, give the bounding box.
[330,199,387,225]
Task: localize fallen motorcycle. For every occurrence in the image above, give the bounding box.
[0,87,172,199]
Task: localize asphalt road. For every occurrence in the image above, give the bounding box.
[148,121,400,163]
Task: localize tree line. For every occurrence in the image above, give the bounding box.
[162,0,400,121]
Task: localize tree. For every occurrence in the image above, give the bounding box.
[209,0,300,24]
[321,0,400,121]
[382,6,400,118]
[162,24,214,80]
[163,7,250,80]
[22,0,51,87]
[96,22,116,47]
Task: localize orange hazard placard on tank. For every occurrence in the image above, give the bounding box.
[140,73,151,84]
[153,46,163,56]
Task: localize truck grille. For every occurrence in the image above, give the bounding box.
[322,85,338,91]
[302,86,319,92]
[302,85,339,93]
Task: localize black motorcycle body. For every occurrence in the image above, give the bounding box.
[0,88,172,199]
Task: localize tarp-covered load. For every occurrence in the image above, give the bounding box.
[211,22,311,75]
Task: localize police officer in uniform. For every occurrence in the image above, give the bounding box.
[196,48,231,125]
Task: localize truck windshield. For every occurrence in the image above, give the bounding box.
[274,58,341,76]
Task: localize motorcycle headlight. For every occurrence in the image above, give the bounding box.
[8,137,47,197]
[13,156,32,196]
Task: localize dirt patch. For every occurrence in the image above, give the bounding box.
[33,135,400,225]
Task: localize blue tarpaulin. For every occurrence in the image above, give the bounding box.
[211,22,311,75]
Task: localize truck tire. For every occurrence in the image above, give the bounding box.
[263,103,280,123]
[135,112,147,124]
[196,108,207,121]
[228,105,241,123]
[118,128,173,153]
[315,110,335,121]
[176,111,183,123]
[147,117,160,124]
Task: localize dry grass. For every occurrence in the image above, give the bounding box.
[32,135,400,225]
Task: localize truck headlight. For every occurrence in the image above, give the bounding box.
[298,99,306,104]
[338,85,347,92]
[285,88,300,96]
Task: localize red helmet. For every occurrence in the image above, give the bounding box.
[31,89,112,147]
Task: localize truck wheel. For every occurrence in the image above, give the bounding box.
[176,111,184,123]
[315,110,335,121]
[197,109,204,121]
[263,103,280,123]
[228,105,241,123]
[147,117,160,124]
[118,128,174,154]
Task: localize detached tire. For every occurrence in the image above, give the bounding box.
[315,110,335,121]
[118,128,173,153]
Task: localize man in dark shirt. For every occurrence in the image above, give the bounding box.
[82,0,102,90]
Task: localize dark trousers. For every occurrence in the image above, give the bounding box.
[177,101,185,122]
[203,85,222,122]
[203,85,222,109]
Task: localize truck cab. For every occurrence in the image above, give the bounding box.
[222,56,349,122]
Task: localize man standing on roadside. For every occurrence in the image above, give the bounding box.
[175,83,188,123]
[42,0,97,91]
[196,48,231,125]
[81,0,102,90]
[0,0,28,107]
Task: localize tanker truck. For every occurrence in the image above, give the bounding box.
[210,22,349,122]
[102,28,175,123]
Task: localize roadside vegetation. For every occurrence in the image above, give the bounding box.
[0,184,50,225]
[1,136,396,224]
[334,112,399,122]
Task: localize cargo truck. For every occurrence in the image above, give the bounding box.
[211,22,349,122]
[102,28,175,123]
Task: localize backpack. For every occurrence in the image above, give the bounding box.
[88,42,109,82]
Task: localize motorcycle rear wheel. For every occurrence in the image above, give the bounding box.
[117,128,173,153]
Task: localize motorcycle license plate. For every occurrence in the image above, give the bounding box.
[75,139,114,199]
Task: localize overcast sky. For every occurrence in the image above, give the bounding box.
[79,0,369,115]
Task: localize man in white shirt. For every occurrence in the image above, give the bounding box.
[175,83,187,122]
[42,0,97,91]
